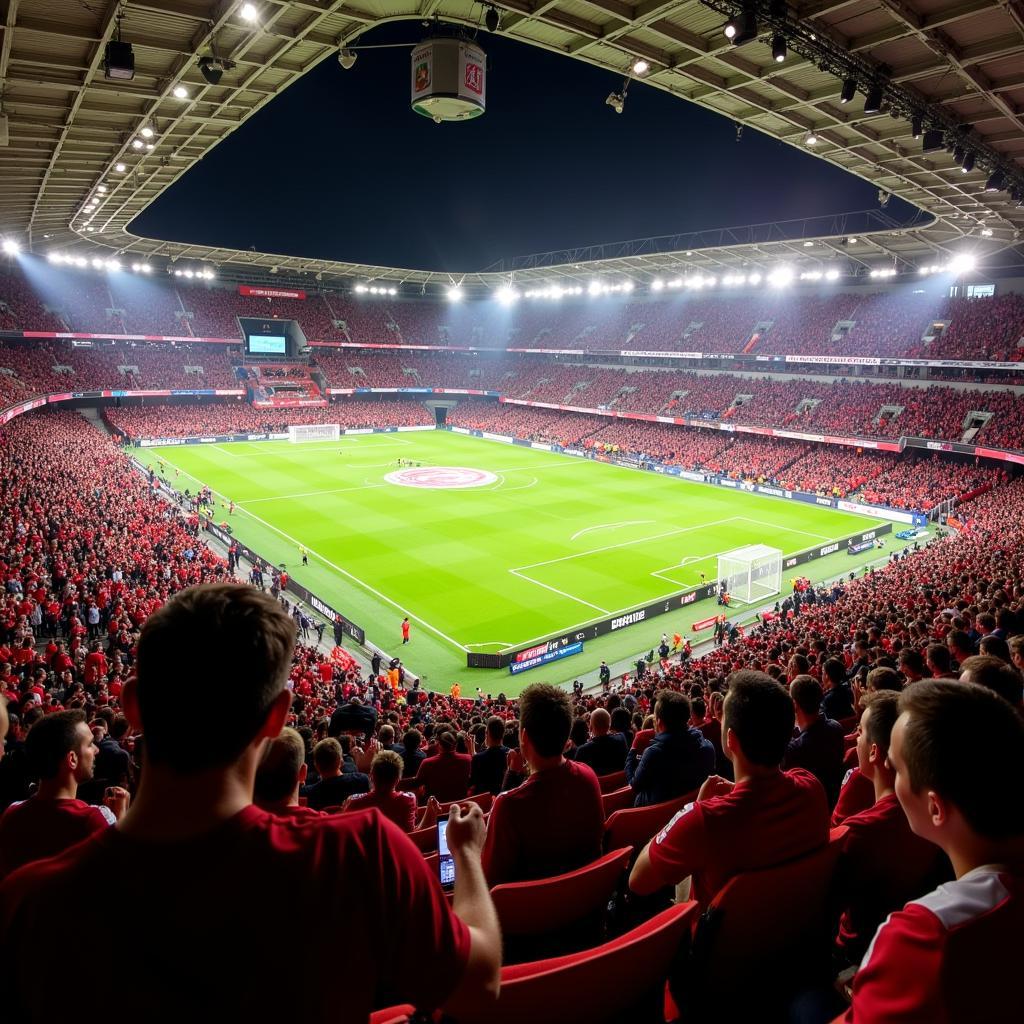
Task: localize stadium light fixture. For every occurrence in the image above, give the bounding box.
[114,162,126,173]
[131,139,144,150]
[772,35,787,63]
[106,259,121,271]
[338,49,358,70]
[446,286,464,302]
[839,78,856,104]
[767,266,794,287]
[97,184,108,193]
[240,3,259,22]
[724,8,757,45]
[948,254,977,275]
[805,132,818,146]
[825,268,840,281]
[485,6,501,32]
[2,238,20,255]
[921,129,943,153]
[632,59,649,75]
[140,124,154,139]
[173,85,190,99]
[198,56,234,85]
[961,150,975,173]
[91,258,104,269]
[605,91,625,114]
[911,113,923,139]
[863,83,884,114]
[984,171,1005,193]
[650,279,664,291]
[86,226,95,232]
[494,285,520,305]
[980,227,993,237]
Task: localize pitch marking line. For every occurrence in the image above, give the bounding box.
[650,545,740,585]
[571,520,655,542]
[149,452,468,654]
[512,519,745,573]
[509,568,610,615]
[211,446,241,458]
[733,517,834,542]
[465,640,516,649]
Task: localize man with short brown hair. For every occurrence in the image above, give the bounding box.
[483,683,604,885]
[0,584,501,1021]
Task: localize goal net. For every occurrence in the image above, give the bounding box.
[717,544,782,606]
[287,424,340,443]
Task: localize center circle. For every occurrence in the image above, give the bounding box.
[384,466,498,489]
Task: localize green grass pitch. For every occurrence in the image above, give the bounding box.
[137,429,892,694]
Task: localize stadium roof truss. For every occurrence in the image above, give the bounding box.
[1,0,1023,290]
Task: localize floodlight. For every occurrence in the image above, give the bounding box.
[911,113,923,139]
[748,272,762,285]
[446,286,464,302]
[106,259,121,271]
[140,124,154,139]
[74,257,87,267]
[97,185,107,193]
[632,59,649,75]
[771,34,786,63]
[725,10,757,45]
[104,39,135,81]
[131,139,143,150]
[981,227,993,237]
[173,86,189,99]
[47,252,64,264]
[948,254,976,275]
[485,6,500,32]
[240,3,259,21]
[961,150,975,173]
[495,286,520,305]
[338,49,358,70]
[922,129,943,152]
[863,83,883,114]
[198,56,234,85]
[984,170,1005,193]
[605,92,624,114]
[651,279,664,291]
[839,78,856,104]
[767,266,794,286]
[2,238,21,255]
[114,163,126,172]
[952,144,965,165]
[805,133,818,146]
[91,258,104,269]
[825,269,840,281]
[86,227,95,232]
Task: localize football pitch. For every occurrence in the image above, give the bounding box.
[137,429,893,693]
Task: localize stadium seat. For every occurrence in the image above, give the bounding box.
[407,825,437,854]
[475,901,698,1024]
[369,1006,415,1024]
[439,792,494,815]
[597,770,627,793]
[603,791,697,859]
[671,828,848,1020]
[601,784,635,818]
[490,846,632,942]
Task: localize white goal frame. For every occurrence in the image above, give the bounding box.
[287,424,340,443]
[717,544,782,606]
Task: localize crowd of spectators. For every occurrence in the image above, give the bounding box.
[5,264,1024,361]
[0,401,1020,1020]
[104,399,434,440]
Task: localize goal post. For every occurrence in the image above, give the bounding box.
[287,424,340,443]
[717,544,782,606]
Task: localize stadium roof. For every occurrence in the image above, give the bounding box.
[1,0,1023,291]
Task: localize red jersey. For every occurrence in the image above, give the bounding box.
[0,797,114,880]
[0,806,469,1021]
[646,768,829,905]
[483,759,604,886]
[345,788,417,832]
[845,867,1023,1023]
[834,794,947,961]
[832,767,876,827]
[415,751,471,802]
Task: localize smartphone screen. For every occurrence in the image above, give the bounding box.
[437,815,455,890]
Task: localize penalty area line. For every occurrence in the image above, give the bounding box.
[509,568,610,615]
[148,452,468,654]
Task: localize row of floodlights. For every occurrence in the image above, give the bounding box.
[918,254,977,276]
[172,268,217,280]
[354,284,398,296]
[47,252,152,273]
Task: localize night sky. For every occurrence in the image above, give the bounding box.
[134,22,915,272]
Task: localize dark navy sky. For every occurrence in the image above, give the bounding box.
[134,22,915,272]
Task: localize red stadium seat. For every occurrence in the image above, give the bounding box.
[482,901,699,1024]
[597,770,627,793]
[672,827,848,1019]
[601,784,635,818]
[438,792,494,815]
[603,791,697,859]
[368,1006,415,1024]
[407,825,437,854]
[490,846,632,939]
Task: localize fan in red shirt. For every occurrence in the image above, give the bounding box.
[415,730,472,802]
[253,726,325,822]
[0,709,129,880]
[842,681,1024,1023]
[0,585,501,1022]
[630,670,830,907]
[483,683,605,886]
[833,691,949,965]
[344,749,441,832]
